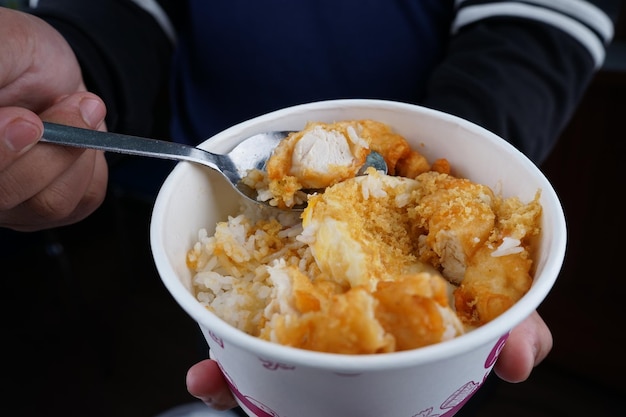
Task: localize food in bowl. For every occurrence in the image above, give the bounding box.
[186,119,542,354]
[243,120,450,209]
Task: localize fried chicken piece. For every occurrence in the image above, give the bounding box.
[375,273,463,350]
[301,169,425,290]
[267,121,370,189]
[455,192,542,325]
[455,245,533,325]
[395,150,431,178]
[409,172,497,284]
[265,120,369,199]
[409,171,542,325]
[431,158,451,174]
[269,283,396,354]
[260,260,393,354]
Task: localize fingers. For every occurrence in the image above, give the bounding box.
[0,108,43,169]
[45,93,107,131]
[186,359,238,411]
[6,147,108,230]
[493,311,553,383]
[0,92,108,231]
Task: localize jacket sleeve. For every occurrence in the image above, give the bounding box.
[421,0,621,164]
[25,0,179,137]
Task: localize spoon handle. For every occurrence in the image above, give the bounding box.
[40,122,220,170]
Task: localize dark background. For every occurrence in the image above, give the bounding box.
[1,2,625,416]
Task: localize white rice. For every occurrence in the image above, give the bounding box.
[188,207,309,335]
[491,237,524,257]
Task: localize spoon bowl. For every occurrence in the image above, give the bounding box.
[41,122,387,211]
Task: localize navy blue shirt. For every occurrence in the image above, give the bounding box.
[170,1,453,144]
[29,0,619,163]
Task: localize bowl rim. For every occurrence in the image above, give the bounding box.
[150,98,566,372]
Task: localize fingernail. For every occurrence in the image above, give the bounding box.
[3,118,40,152]
[79,97,106,128]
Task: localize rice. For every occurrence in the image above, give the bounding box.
[491,237,524,257]
[188,208,308,336]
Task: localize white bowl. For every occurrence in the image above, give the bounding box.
[150,99,566,417]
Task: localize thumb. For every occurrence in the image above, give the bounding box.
[186,359,238,411]
[494,311,553,383]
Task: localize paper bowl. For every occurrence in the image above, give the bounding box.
[150,99,566,417]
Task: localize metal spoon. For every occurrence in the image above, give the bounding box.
[40,122,387,210]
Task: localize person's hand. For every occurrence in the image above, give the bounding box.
[186,358,238,410]
[185,310,553,410]
[493,310,552,382]
[0,7,108,231]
